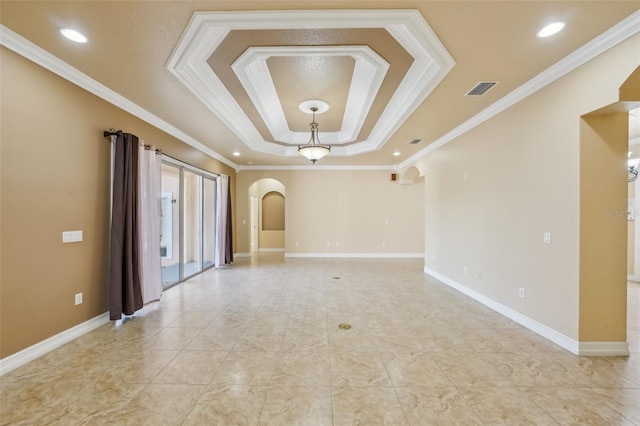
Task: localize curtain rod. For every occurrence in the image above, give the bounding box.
[103,129,162,155]
[103,129,122,138]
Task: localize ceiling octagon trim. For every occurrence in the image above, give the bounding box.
[166,9,455,158]
[232,45,389,146]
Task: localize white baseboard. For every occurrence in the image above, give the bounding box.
[424,268,629,356]
[0,312,110,376]
[234,252,251,258]
[628,273,639,283]
[579,341,630,356]
[259,248,285,252]
[285,252,424,258]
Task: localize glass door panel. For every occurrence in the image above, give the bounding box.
[183,170,202,278]
[160,163,181,288]
[203,177,216,270]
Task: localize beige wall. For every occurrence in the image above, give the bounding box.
[237,170,425,255]
[0,47,236,358]
[417,34,640,341]
[262,192,285,231]
[579,112,628,341]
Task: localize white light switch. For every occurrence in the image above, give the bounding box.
[543,232,551,244]
[62,230,83,243]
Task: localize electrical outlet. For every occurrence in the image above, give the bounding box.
[463,266,468,275]
[75,293,83,305]
[477,273,483,281]
[519,288,525,298]
[544,232,551,244]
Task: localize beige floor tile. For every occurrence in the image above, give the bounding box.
[332,386,409,426]
[330,350,391,386]
[210,350,279,386]
[148,327,203,351]
[430,351,514,387]
[23,382,144,425]
[182,385,269,426]
[2,257,638,425]
[590,387,640,424]
[380,352,452,387]
[395,386,483,425]
[526,387,637,425]
[245,310,291,329]
[234,327,286,352]
[456,386,558,425]
[257,386,333,426]
[370,328,426,353]
[328,326,379,352]
[152,350,229,384]
[0,381,87,425]
[280,326,329,353]
[271,349,331,386]
[411,326,473,352]
[166,310,220,328]
[474,352,575,387]
[289,309,328,329]
[84,383,205,426]
[185,326,243,351]
[88,349,180,384]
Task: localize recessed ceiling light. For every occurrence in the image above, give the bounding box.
[393,151,401,156]
[59,28,88,43]
[232,151,240,156]
[537,22,565,38]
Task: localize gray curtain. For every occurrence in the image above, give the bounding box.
[109,132,143,320]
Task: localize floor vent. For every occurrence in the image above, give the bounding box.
[408,139,422,145]
[465,81,499,96]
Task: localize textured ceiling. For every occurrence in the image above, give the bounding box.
[1,1,638,169]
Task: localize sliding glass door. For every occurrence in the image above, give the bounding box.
[160,159,217,288]
[203,177,217,269]
[160,164,181,287]
[183,170,202,279]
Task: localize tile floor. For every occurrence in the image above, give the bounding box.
[1,255,639,425]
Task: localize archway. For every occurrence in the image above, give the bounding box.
[398,165,425,185]
[248,178,286,253]
[578,66,639,353]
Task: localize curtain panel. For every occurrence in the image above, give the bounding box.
[215,174,233,267]
[138,143,163,304]
[109,133,144,320]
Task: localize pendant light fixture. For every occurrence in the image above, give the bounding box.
[298,100,331,164]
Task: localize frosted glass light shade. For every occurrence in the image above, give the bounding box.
[298,145,331,164]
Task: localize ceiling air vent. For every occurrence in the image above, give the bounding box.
[408,139,422,145]
[465,81,499,97]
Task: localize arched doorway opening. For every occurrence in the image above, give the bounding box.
[248,178,286,253]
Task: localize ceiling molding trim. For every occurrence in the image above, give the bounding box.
[237,164,396,172]
[166,9,455,157]
[233,46,389,145]
[398,9,640,171]
[0,24,238,171]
